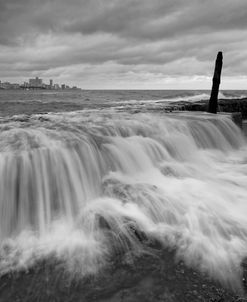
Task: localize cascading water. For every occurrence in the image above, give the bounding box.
[0,110,247,288]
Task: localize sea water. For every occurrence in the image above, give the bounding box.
[0,90,247,289]
[0,89,246,115]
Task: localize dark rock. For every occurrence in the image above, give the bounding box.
[0,249,245,302]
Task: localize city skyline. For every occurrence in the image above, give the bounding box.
[0,1,247,89]
[0,76,79,90]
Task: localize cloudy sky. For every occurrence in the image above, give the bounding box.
[0,0,247,89]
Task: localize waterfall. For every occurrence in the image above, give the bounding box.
[0,110,246,288]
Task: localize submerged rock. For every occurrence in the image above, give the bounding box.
[0,249,245,302]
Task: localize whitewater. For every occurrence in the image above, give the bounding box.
[0,106,247,290]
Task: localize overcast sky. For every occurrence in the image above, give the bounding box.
[0,0,247,89]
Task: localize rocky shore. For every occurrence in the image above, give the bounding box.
[0,96,247,301]
[169,98,247,119]
[0,247,246,302]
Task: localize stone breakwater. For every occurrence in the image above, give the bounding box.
[171,98,247,118]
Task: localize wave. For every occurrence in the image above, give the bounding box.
[167,91,247,103]
[0,110,247,289]
[117,91,247,107]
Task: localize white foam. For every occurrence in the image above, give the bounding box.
[0,111,246,289]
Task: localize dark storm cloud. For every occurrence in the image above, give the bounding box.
[0,0,247,88]
[63,0,247,40]
[2,0,247,43]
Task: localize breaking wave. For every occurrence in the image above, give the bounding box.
[0,110,247,289]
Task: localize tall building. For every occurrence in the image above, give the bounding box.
[29,77,42,87]
[49,79,53,88]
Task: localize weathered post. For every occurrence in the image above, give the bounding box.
[207,51,223,114]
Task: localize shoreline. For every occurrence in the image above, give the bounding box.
[0,247,245,302]
[0,96,247,301]
[171,98,247,118]
[0,96,246,118]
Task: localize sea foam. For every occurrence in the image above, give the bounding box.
[0,110,246,289]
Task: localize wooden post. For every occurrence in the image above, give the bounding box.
[207,51,223,114]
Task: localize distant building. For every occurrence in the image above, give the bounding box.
[0,78,80,90]
[2,82,10,89]
[29,77,43,88]
[11,83,20,89]
[0,81,20,89]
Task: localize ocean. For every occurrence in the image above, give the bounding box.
[0,89,247,116]
[0,89,247,290]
